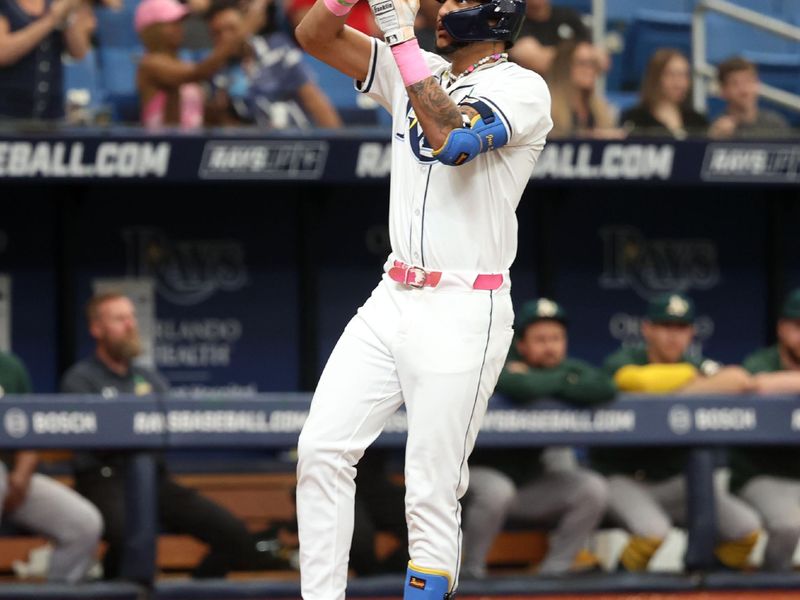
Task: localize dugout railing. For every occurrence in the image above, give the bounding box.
[1,393,800,597]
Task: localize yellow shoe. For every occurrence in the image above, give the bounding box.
[619,536,663,572]
[571,548,602,572]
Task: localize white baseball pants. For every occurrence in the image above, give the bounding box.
[296,273,513,600]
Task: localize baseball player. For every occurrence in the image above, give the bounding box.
[730,288,800,571]
[462,299,613,579]
[591,293,761,572]
[292,0,553,596]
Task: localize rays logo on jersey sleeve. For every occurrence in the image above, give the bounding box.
[405,101,437,164]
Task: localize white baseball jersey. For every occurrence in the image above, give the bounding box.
[356,38,553,273]
[297,39,552,600]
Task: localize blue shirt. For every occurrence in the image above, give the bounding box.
[211,32,313,128]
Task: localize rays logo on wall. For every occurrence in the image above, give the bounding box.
[123,228,249,306]
[599,225,719,300]
[405,101,437,164]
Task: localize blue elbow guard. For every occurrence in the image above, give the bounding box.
[404,562,453,599]
[432,100,509,166]
[432,127,482,166]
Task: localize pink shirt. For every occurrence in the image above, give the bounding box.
[141,83,203,129]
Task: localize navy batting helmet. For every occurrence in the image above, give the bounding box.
[439,0,526,45]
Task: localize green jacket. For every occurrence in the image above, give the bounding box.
[0,352,32,395]
[591,345,709,482]
[0,352,32,466]
[499,357,618,406]
[471,355,615,484]
[730,345,799,491]
[742,345,782,374]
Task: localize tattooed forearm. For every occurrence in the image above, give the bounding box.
[407,77,463,147]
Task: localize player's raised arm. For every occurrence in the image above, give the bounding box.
[294,0,373,82]
[366,0,461,149]
[367,0,528,164]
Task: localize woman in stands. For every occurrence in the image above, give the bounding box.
[547,40,620,138]
[621,48,708,139]
[0,0,95,120]
[135,0,240,128]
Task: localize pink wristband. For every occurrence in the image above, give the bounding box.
[391,38,432,87]
[323,0,354,17]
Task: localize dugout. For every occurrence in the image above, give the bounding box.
[0,131,796,394]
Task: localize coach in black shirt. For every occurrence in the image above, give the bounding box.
[61,291,269,580]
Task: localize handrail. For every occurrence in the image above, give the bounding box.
[692,0,800,114]
[592,0,607,95]
[699,0,800,42]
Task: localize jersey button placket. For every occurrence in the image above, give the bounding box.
[410,198,424,265]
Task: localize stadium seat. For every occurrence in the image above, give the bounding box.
[739,51,800,125]
[607,0,691,24]
[553,0,592,14]
[706,12,798,64]
[743,50,800,93]
[781,0,800,23]
[689,0,781,13]
[63,49,105,110]
[705,95,726,121]
[98,47,143,122]
[619,9,692,90]
[741,49,800,125]
[304,56,384,126]
[95,7,140,48]
[684,0,784,15]
[606,90,640,116]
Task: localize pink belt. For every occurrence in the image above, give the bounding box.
[388,261,504,290]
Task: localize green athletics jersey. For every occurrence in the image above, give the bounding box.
[742,346,782,374]
[470,354,615,484]
[591,345,712,482]
[730,345,799,491]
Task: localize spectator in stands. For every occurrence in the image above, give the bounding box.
[591,293,761,573]
[180,0,269,53]
[709,56,789,139]
[461,299,612,579]
[135,0,243,128]
[729,288,800,571]
[510,0,607,76]
[0,351,102,582]
[204,0,341,128]
[0,0,95,120]
[547,40,620,138]
[621,49,708,139]
[61,292,277,580]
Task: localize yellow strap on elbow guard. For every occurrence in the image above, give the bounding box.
[613,363,698,392]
